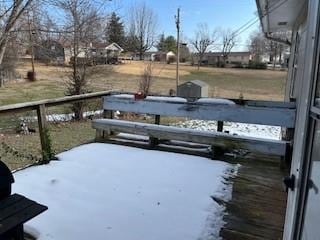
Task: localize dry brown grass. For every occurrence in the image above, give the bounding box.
[0,60,287,105]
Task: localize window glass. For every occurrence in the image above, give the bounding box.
[301,122,320,239]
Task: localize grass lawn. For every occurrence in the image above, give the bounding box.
[0,60,287,106]
[0,60,287,169]
[0,121,95,170]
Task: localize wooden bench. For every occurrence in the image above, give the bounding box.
[92,94,296,158]
[0,194,48,239]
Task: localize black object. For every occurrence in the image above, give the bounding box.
[0,194,48,239]
[0,161,14,200]
[283,174,295,192]
[0,161,48,240]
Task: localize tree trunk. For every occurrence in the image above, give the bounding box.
[198,55,202,70]
[0,39,9,88]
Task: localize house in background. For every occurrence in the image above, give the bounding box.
[153,51,176,63]
[194,51,252,66]
[90,42,124,64]
[132,51,176,62]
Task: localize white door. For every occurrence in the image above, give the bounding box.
[283,0,320,239]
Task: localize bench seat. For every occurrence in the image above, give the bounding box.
[92,119,290,156]
[0,194,48,235]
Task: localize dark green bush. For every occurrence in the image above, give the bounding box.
[247,61,267,69]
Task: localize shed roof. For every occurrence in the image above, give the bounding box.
[180,80,208,87]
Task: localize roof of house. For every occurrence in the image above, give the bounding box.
[255,0,306,33]
[105,43,124,52]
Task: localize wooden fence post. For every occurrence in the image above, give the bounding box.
[36,104,51,162]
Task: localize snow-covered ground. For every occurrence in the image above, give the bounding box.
[20,110,104,123]
[13,143,235,240]
[173,120,281,140]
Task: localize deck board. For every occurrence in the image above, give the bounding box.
[221,158,287,240]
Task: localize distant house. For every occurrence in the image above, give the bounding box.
[67,43,124,65]
[91,43,124,58]
[133,51,176,62]
[34,40,65,64]
[153,51,176,63]
[195,51,252,66]
[90,42,124,64]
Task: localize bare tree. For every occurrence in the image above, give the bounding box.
[139,62,153,95]
[128,1,157,60]
[0,0,33,86]
[191,23,216,69]
[249,29,290,68]
[248,29,268,62]
[54,0,103,119]
[220,29,237,66]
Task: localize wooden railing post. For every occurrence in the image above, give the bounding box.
[36,104,51,162]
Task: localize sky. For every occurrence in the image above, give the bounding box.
[111,0,261,51]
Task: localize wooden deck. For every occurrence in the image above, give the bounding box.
[221,156,287,240]
[95,136,288,240]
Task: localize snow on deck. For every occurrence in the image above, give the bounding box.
[13,143,234,240]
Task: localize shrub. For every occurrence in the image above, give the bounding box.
[247,61,267,69]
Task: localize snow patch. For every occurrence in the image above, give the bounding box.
[112,94,187,103]
[173,120,281,140]
[13,143,235,240]
[146,96,187,102]
[196,98,235,105]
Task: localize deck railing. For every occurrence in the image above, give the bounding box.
[0,91,113,168]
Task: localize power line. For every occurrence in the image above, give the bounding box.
[231,0,289,38]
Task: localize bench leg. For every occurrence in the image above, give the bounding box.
[13,224,24,240]
[2,224,24,240]
[96,130,105,141]
[211,146,225,159]
[149,115,161,148]
[149,137,159,148]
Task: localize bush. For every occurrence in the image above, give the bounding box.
[232,62,244,68]
[247,61,267,69]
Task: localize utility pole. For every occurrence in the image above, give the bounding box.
[175,7,180,93]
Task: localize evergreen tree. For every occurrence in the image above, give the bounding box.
[157,34,166,51]
[156,34,176,52]
[164,35,176,52]
[106,12,125,46]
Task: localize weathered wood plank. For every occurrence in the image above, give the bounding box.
[103,96,296,127]
[221,159,286,240]
[0,91,113,115]
[92,119,289,156]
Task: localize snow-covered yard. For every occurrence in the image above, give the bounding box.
[13,143,235,240]
[173,120,281,140]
